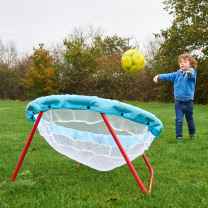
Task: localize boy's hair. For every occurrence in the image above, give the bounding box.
[178,53,198,70]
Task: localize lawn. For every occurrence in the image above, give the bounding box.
[0,100,207,207]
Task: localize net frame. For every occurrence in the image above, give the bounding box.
[11,95,163,194]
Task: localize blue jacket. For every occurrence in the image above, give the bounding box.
[159,68,197,100]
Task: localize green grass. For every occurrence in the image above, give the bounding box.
[0,100,208,207]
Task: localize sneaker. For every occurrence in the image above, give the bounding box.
[190,134,196,140]
[176,137,183,144]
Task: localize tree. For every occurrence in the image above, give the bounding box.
[63,38,99,94]
[152,0,208,103]
[68,24,105,46]
[21,44,59,98]
[93,35,131,55]
[0,38,18,68]
[162,0,208,57]
[143,35,165,65]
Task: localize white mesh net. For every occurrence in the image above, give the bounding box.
[36,109,155,171]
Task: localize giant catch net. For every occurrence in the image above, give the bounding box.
[36,109,155,171]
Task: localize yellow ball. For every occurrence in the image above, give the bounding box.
[121,49,145,73]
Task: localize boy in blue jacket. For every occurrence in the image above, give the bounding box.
[153,53,197,144]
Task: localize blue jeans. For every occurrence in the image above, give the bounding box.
[175,100,195,139]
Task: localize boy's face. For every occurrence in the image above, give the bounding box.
[179,58,191,71]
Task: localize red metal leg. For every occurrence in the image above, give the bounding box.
[142,154,154,193]
[11,111,43,182]
[100,113,148,194]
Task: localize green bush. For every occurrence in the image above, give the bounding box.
[0,66,27,100]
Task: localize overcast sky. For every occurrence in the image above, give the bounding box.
[0,0,173,55]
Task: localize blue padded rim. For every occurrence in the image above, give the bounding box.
[25,94,163,138]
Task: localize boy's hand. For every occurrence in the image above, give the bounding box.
[153,75,159,83]
[185,71,194,77]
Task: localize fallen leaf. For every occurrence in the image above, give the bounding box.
[77,163,82,168]
[13,146,18,151]
[27,148,36,152]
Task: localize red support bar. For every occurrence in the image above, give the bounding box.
[11,111,43,182]
[142,154,154,193]
[100,113,148,194]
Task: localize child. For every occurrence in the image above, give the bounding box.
[153,53,197,144]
